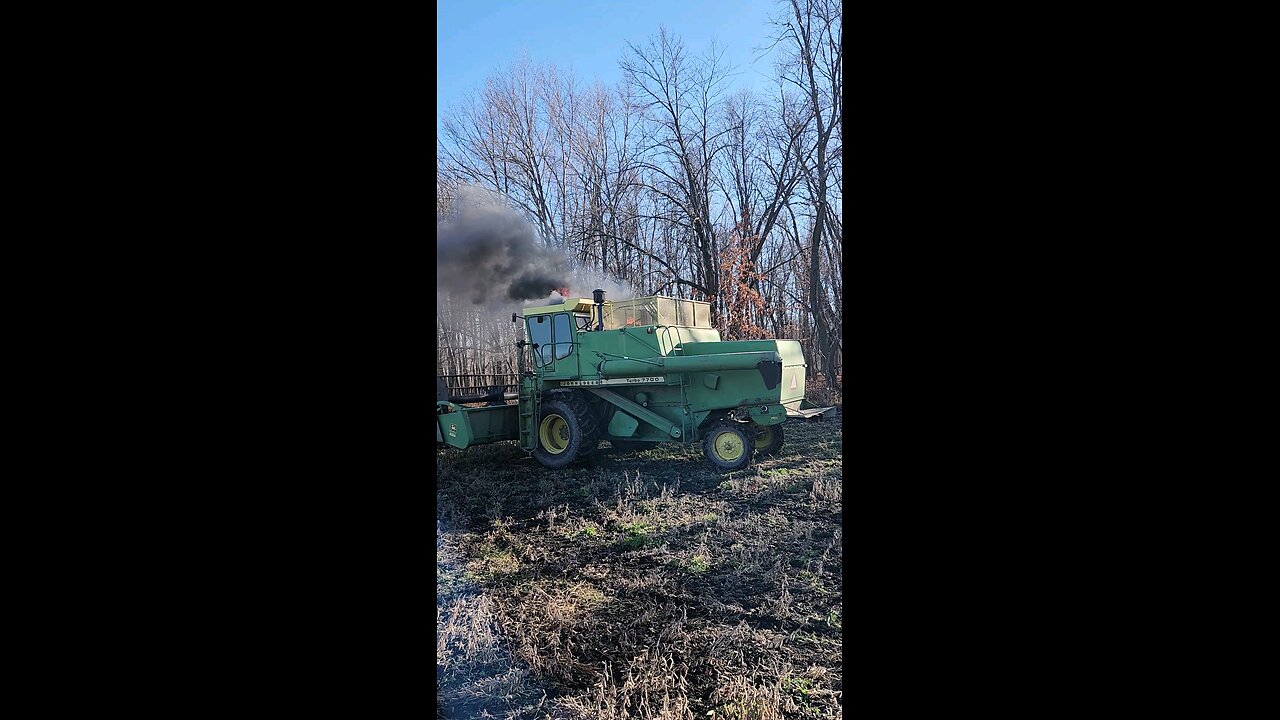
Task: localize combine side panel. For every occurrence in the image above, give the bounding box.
[586,388,684,439]
[678,340,790,416]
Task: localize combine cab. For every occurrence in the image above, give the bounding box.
[436,292,833,472]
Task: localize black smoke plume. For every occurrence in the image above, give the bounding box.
[437,187,569,304]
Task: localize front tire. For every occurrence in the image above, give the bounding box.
[532,398,591,468]
[704,423,754,472]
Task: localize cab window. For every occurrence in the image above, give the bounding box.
[553,313,573,359]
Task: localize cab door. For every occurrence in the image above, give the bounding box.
[544,312,578,378]
[526,313,578,378]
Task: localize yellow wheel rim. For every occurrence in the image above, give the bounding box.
[539,414,570,454]
[753,427,775,450]
[712,430,745,462]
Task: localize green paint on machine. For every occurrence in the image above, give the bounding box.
[435,293,833,472]
[560,376,665,386]
[607,410,640,437]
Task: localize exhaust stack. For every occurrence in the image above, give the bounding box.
[593,289,605,331]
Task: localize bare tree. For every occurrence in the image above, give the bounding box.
[770,0,842,383]
[717,86,809,289]
[619,27,737,316]
[439,54,561,246]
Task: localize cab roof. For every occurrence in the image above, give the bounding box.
[523,298,599,316]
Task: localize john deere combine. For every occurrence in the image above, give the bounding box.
[436,291,832,472]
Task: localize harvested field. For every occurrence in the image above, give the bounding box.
[437,413,843,719]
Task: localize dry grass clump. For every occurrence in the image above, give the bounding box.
[810,473,842,502]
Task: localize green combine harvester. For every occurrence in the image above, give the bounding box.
[436,291,833,472]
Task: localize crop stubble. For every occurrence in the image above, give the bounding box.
[437,414,843,719]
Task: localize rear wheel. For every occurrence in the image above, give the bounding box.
[533,398,591,468]
[704,423,754,472]
[752,424,784,456]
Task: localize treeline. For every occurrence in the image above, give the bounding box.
[437,0,841,400]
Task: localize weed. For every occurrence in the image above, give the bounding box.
[826,608,842,630]
[562,523,600,541]
[621,521,654,535]
[479,549,520,575]
[620,521,657,550]
[783,674,814,696]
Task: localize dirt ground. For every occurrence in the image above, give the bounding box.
[437,412,843,719]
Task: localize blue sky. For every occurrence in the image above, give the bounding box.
[437,0,784,131]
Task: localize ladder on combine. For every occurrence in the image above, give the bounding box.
[517,374,539,449]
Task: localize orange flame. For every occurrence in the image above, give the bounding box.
[556,287,570,297]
